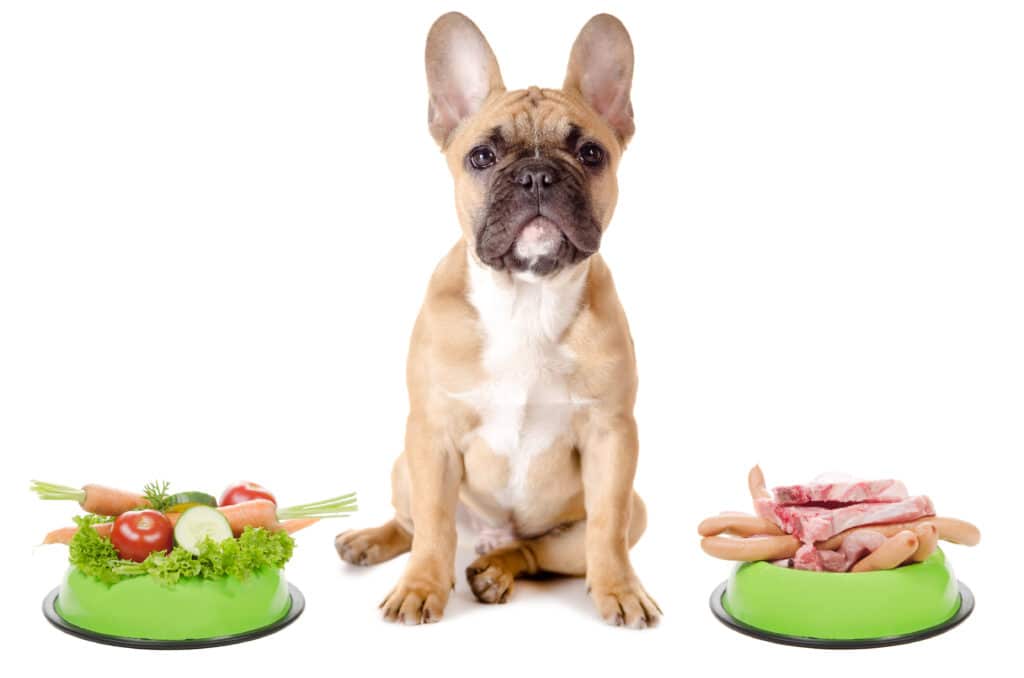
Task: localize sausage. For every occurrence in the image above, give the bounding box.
[838,529,887,567]
[697,513,784,538]
[748,465,771,502]
[910,522,939,562]
[701,534,800,562]
[931,517,981,546]
[816,516,980,550]
[817,521,915,549]
[850,530,919,573]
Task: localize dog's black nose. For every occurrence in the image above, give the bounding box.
[513,162,561,193]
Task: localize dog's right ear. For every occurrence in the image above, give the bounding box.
[425,13,505,148]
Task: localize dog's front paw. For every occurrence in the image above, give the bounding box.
[336,522,410,567]
[379,565,452,624]
[588,576,662,629]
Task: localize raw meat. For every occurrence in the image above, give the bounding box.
[773,475,908,506]
[838,530,887,567]
[820,550,847,571]
[792,544,823,571]
[756,495,935,543]
[792,544,850,572]
[790,531,888,572]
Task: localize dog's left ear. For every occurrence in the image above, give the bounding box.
[563,14,635,144]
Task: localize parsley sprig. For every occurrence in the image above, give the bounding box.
[142,480,172,511]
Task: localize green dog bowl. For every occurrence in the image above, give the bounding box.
[43,567,304,649]
[710,549,974,648]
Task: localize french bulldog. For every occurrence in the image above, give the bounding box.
[336,12,659,628]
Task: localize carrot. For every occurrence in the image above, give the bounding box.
[31,480,148,516]
[280,518,320,534]
[43,526,88,545]
[218,494,356,535]
[218,499,281,534]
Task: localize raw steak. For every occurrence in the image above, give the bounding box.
[773,474,908,506]
[789,531,888,572]
[792,544,847,572]
[838,530,887,567]
[791,544,821,571]
[756,495,935,543]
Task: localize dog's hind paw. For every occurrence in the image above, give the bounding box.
[466,550,522,604]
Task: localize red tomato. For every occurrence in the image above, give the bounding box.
[111,510,174,562]
[220,481,276,507]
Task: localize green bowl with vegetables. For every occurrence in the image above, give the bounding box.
[710,549,974,648]
[34,479,358,646]
[49,517,300,644]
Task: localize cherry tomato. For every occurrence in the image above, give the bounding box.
[220,481,277,507]
[111,510,174,562]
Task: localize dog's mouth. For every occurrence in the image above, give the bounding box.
[476,209,600,276]
[514,216,562,259]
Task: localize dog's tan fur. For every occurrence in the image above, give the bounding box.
[336,13,659,628]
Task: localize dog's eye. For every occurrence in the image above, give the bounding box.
[469,146,496,170]
[578,142,605,167]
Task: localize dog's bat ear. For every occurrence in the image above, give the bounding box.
[563,14,635,144]
[425,12,505,148]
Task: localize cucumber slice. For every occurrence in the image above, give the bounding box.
[174,506,233,554]
[165,491,218,513]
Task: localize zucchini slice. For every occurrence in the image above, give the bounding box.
[165,491,218,513]
[173,505,233,554]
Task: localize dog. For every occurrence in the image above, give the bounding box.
[335,12,659,628]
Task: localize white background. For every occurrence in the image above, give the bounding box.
[2,1,1022,675]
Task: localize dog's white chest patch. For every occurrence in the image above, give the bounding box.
[456,257,588,508]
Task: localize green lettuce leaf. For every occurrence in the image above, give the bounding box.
[74,513,115,526]
[68,523,294,586]
[68,517,122,584]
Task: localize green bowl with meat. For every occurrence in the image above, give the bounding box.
[710,549,973,648]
